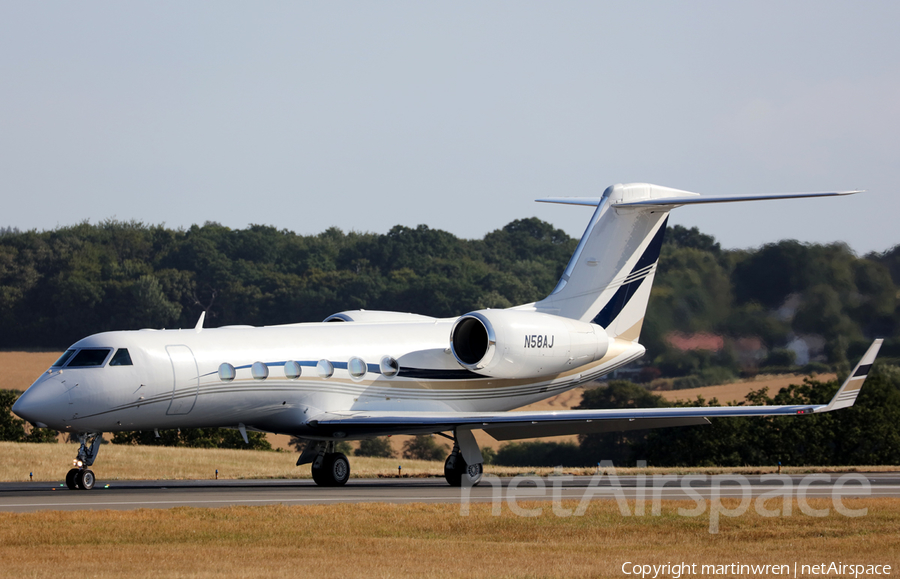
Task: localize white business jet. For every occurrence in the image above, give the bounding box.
[13,183,881,491]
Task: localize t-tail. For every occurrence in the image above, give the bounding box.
[530,183,861,342]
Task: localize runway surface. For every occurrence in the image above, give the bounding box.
[1,473,898,512]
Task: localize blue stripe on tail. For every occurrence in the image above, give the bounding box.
[591,217,668,328]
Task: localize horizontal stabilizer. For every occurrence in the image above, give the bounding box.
[536,197,604,207]
[538,190,862,210]
[612,190,862,209]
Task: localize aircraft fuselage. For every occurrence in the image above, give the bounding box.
[15,319,643,439]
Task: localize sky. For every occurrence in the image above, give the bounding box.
[1,2,898,254]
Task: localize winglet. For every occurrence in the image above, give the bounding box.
[817,339,883,412]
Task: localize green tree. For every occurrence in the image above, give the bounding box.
[0,390,25,441]
[128,275,182,328]
[401,435,447,461]
[634,366,900,466]
[577,381,669,466]
[355,437,395,458]
[112,428,272,450]
[493,441,584,467]
[664,224,721,255]
[0,390,58,442]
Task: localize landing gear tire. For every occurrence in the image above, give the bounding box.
[444,454,483,487]
[65,468,79,490]
[75,469,95,490]
[311,452,350,486]
[444,455,465,487]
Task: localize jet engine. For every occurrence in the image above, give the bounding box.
[450,309,609,379]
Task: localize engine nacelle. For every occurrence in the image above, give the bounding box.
[450,309,609,379]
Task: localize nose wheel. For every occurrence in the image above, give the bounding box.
[65,468,78,490]
[66,432,102,490]
[65,468,96,490]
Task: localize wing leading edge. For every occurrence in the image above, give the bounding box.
[307,341,881,441]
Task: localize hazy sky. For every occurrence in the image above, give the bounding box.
[2,2,898,253]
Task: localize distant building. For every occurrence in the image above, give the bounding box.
[665,332,724,352]
[733,336,767,367]
[665,332,767,369]
[786,334,826,365]
[776,293,802,322]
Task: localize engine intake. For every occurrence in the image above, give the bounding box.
[451,315,494,365]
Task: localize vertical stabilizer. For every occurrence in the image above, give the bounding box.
[531,183,697,341]
[529,183,858,342]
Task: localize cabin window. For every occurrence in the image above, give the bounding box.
[251,361,269,380]
[67,348,112,367]
[109,349,133,366]
[348,357,367,380]
[218,363,236,382]
[52,350,76,367]
[380,356,400,377]
[284,360,301,379]
[316,359,334,379]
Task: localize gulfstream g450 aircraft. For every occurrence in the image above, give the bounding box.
[13,183,881,490]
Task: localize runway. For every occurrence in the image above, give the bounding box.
[1,473,898,513]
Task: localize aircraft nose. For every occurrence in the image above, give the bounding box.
[12,375,64,427]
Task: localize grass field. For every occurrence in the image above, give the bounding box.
[0,499,897,578]
[658,372,837,405]
[2,442,896,483]
[0,351,59,391]
[2,359,894,579]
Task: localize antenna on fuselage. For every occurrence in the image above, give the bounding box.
[195,311,206,332]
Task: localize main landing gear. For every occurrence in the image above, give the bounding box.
[443,429,484,487]
[302,441,351,486]
[65,432,102,491]
[297,430,484,487]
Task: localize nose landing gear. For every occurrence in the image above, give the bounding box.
[65,432,102,490]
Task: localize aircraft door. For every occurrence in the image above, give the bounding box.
[166,345,199,415]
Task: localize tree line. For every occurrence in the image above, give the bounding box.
[3,218,899,370]
[492,368,900,467]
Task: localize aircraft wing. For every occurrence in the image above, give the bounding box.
[309,405,805,441]
[308,340,881,441]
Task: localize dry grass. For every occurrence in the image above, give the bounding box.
[3,442,897,483]
[0,499,897,578]
[0,441,445,482]
[659,373,838,405]
[0,351,60,391]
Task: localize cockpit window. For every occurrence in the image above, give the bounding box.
[67,348,112,367]
[109,348,133,366]
[52,349,77,367]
